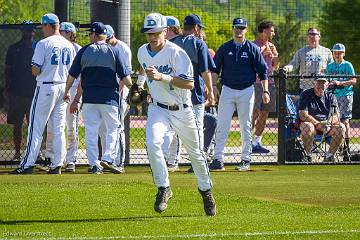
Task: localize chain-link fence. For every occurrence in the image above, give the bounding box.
[0,0,359,168]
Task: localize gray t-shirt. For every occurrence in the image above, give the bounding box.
[286,45,333,90]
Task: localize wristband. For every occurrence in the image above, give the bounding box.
[161,73,172,83]
[137,75,146,85]
[263,90,270,95]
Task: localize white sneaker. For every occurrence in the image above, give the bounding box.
[65,163,76,172]
[236,160,250,171]
[167,164,179,172]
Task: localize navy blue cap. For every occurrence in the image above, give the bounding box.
[184,14,205,29]
[86,22,107,35]
[232,17,248,27]
[22,20,35,31]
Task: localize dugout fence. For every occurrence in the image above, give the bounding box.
[0,0,359,167]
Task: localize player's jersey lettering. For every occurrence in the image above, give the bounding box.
[51,47,71,65]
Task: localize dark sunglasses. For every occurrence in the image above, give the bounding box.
[308,32,320,36]
[233,26,246,30]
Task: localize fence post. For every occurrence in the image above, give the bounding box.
[54,0,68,22]
[277,69,287,164]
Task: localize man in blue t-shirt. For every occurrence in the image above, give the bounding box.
[63,22,132,174]
[298,78,345,162]
[209,17,269,171]
[326,43,356,159]
[5,21,37,160]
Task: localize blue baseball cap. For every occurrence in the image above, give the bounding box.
[332,43,345,52]
[105,25,115,39]
[184,14,205,28]
[141,13,167,33]
[86,22,107,35]
[60,22,76,33]
[166,16,180,27]
[233,17,248,27]
[41,13,59,25]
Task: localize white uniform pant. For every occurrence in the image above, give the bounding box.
[115,87,129,167]
[20,83,67,169]
[167,103,205,165]
[46,86,79,164]
[146,103,212,191]
[214,85,254,162]
[82,103,119,167]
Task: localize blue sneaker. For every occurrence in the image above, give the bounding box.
[209,159,225,171]
[252,143,270,154]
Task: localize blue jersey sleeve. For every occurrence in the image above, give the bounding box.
[213,44,224,74]
[112,46,131,80]
[197,41,209,73]
[69,45,87,78]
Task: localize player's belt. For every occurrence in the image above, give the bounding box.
[42,81,54,84]
[152,99,189,111]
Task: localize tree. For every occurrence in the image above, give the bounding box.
[320,0,360,117]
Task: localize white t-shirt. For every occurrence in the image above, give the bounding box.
[31,34,76,83]
[137,40,194,106]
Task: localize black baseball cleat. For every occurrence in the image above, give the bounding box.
[10,166,34,174]
[48,166,61,174]
[199,188,216,216]
[154,186,173,213]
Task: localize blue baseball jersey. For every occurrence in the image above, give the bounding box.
[213,39,268,90]
[326,60,356,96]
[298,88,338,121]
[171,35,216,104]
[69,42,130,107]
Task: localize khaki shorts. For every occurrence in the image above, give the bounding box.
[336,95,353,120]
[254,83,276,112]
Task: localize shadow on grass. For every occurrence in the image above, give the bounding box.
[0,214,201,225]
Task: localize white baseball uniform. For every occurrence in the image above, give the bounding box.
[20,34,75,169]
[46,42,82,165]
[137,40,212,191]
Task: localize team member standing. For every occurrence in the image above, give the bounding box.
[326,43,356,160]
[105,24,132,172]
[5,21,37,161]
[137,13,216,216]
[63,22,132,174]
[46,22,82,172]
[284,27,333,91]
[12,13,76,174]
[209,17,269,172]
[165,14,215,171]
[252,21,279,153]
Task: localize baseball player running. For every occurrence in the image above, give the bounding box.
[45,22,82,172]
[137,13,216,216]
[12,13,76,174]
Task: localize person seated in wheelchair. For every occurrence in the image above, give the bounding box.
[298,77,345,162]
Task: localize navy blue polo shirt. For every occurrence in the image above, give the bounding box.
[5,40,37,97]
[298,88,338,121]
[213,39,268,90]
[69,42,130,107]
[171,35,216,105]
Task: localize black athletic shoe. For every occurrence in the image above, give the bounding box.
[48,166,61,174]
[187,166,194,173]
[154,186,173,213]
[199,188,216,216]
[10,166,34,174]
[209,159,225,171]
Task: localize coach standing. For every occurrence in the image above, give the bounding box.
[209,17,269,172]
[63,22,132,174]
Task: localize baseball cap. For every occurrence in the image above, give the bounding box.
[86,22,107,35]
[332,43,345,52]
[22,20,35,31]
[166,16,180,27]
[105,25,115,39]
[184,14,206,28]
[141,13,167,33]
[233,17,248,27]
[316,77,328,83]
[60,22,76,33]
[41,13,59,25]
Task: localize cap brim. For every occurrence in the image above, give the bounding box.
[332,49,345,52]
[141,27,165,33]
[233,24,247,27]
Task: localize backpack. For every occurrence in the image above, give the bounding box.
[286,137,307,162]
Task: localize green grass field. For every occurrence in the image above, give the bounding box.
[1,165,360,239]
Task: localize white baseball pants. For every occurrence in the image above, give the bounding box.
[146,103,212,191]
[214,85,255,162]
[20,83,67,169]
